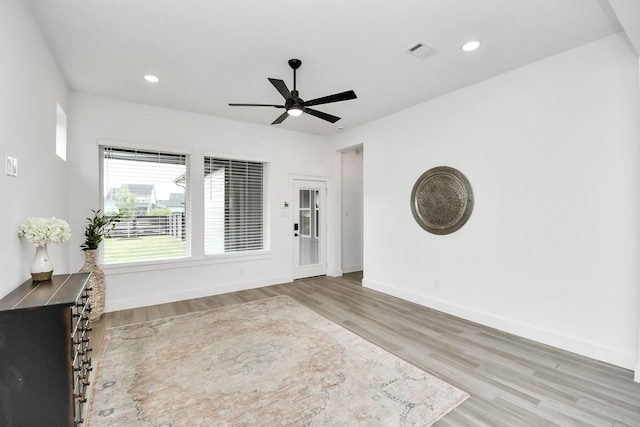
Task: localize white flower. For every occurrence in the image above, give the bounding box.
[18,217,71,246]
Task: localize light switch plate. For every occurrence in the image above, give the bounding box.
[6,156,17,177]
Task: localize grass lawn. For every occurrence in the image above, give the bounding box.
[104,235,187,263]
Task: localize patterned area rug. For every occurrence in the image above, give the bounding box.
[87,296,468,426]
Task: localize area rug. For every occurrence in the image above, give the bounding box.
[87,296,468,426]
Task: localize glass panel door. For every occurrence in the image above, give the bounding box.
[293,180,326,279]
[299,188,318,266]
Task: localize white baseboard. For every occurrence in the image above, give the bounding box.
[342,264,363,274]
[363,278,637,371]
[105,274,292,312]
[327,269,343,277]
[635,362,640,383]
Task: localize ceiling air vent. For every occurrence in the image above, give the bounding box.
[405,42,438,60]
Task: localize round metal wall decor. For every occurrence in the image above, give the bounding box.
[410,166,474,235]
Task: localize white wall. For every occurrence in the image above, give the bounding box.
[334,33,640,370]
[68,93,335,311]
[636,55,640,382]
[0,0,70,298]
[4,0,638,378]
[341,148,363,273]
[608,0,640,56]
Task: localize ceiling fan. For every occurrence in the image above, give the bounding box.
[229,58,357,125]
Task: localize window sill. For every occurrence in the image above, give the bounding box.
[102,250,273,275]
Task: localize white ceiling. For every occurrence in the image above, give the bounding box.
[25,0,627,136]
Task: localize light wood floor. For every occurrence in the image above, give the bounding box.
[90,273,640,426]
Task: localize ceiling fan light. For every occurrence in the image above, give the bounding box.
[287,106,304,116]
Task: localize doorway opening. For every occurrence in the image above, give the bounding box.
[341,146,363,283]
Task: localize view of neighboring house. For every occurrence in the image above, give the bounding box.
[157,193,185,214]
[125,184,157,215]
[104,184,158,216]
[103,185,186,242]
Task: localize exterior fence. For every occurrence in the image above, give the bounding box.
[111,213,185,240]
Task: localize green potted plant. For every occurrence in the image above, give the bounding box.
[81,209,121,251]
[79,209,121,321]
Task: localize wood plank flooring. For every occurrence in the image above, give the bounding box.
[89,273,640,426]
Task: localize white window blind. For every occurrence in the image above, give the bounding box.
[204,157,264,254]
[101,146,188,264]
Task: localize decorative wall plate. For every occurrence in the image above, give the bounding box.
[410,166,473,235]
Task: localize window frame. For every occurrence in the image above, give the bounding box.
[97,143,272,274]
[98,140,192,267]
[203,153,270,256]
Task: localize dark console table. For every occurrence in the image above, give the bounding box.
[0,273,93,426]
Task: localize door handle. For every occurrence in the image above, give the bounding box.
[294,233,298,237]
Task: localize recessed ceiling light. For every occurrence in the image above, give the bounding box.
[461,41,481,52]
[144,74,160,83]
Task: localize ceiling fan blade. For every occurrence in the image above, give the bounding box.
[305,108,341,123]
[268,78,292,99]
[304,90,357,107]
[271,111,289,125]
[229,103,285,108]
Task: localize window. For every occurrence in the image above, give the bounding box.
[315,190,320,239]
[300,190,311,237]
[101,146,188,264]
[299,189,320,239]
[204,157,265,254]
[56,103,67,161]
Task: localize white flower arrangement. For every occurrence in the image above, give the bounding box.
[18,217,71,246]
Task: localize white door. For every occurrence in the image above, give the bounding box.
[293,179,326,279]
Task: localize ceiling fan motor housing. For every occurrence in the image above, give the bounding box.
[288,58,302,70]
